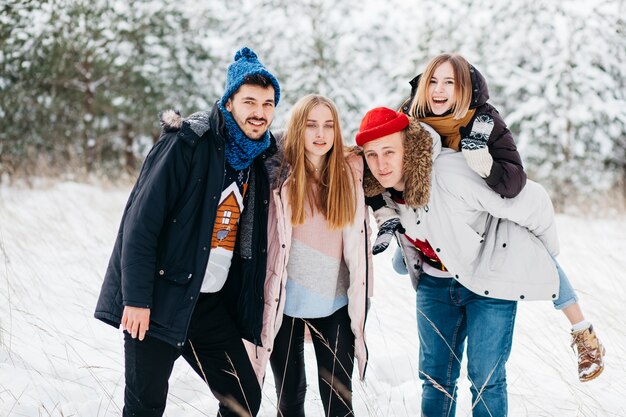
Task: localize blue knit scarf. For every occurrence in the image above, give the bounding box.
[218,102,270,170]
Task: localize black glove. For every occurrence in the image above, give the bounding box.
[373,218,405,255]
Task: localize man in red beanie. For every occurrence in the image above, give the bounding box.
[356,107,576,416]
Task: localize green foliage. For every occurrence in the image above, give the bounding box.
[0,0,220,177]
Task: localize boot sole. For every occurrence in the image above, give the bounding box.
[580,345,606,383]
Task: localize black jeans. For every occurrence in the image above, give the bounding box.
[269,305,355,417]
[123,292,261,417]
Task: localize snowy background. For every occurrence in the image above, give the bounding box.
[1,0,625,415]
[0,181,624,416]
[2,0,625,208]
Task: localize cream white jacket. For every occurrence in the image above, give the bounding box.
[372,124,559,301]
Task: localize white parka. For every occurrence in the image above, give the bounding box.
[369,123,559,301]
[244,150,373,385]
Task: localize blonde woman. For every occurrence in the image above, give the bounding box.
[246,94,372,416]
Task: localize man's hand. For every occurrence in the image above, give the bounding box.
[121,306,151,341]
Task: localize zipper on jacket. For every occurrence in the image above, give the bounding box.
[272,181,288,326]
[181,139,225,347]
[253,155,272,345]
[362,218,370,379]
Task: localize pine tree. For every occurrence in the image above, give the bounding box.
[480,0,626,208]
[215,0,409,139]
[395,0,626,208]
[0,0,222,177]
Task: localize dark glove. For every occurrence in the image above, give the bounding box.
[373,218,405,255]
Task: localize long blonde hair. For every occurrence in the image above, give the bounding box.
[282,94,356,229]
[409,53,473,120]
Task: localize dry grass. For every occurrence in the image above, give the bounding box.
[0,182,623,416]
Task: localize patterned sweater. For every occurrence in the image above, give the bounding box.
[283,190,350,318]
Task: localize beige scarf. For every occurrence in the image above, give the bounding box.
[419,108,476,151]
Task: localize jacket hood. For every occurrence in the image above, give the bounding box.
[402,63,490,113]
[362,119,437,208]
[266,129,287,189]
[159,102,222,143]
[159,103,278,157]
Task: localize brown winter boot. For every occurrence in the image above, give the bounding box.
[571,325,606,382]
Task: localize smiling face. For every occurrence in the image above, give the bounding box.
[427,61,456,116]
[362,131,405,191]
[225,84,275,140]
[303,104,335,169]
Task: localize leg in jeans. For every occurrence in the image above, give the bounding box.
[465,289,517,417]
[307,306,355,417]
[181,292,261,417]
[552,258,579,311]
[416,274,466,417]
[123,332,179,417]
[269,315,307,417]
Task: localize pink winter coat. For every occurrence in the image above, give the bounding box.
[244,151,374,386]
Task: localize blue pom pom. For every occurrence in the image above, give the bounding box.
[234,47,257,61]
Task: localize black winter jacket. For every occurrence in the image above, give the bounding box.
[94,103,274,347]
[401,66,527,198]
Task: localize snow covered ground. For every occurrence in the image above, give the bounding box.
[0,180,624,417]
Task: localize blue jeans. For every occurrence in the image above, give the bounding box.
[416,274,517,417]
[553,259,578,310]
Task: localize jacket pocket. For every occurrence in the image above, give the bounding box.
[151,270,194,328]
[161,271,194,285]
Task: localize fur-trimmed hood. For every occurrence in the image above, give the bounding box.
[160,109,184,131]
[158,104,278,159]
[158,104,221,148]
[362,119,439,208]
[160,108,216,138]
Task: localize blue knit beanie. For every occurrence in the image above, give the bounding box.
[220,47,280,107]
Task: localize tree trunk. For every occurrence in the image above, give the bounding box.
[124,123,135,174]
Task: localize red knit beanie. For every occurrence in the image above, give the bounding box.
[355,107,409,146]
